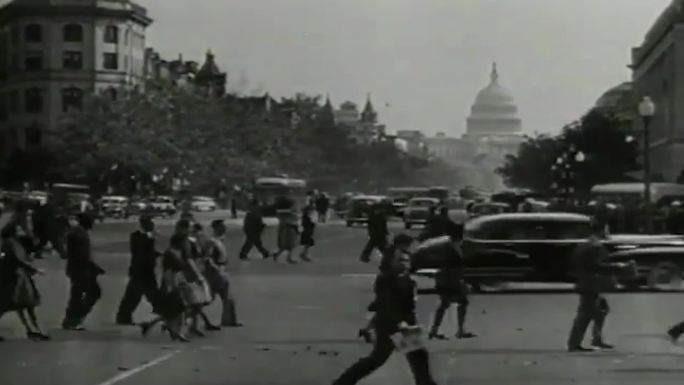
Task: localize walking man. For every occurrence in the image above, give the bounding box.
[116,216,161,325]
[62,213,104,330]
[333,234,438,385]
[360,204,389,263]
[239,200,270,260]
[204,220,243,327]
[567,220,629,352]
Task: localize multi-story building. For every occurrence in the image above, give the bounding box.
[144,49,227,97]
[334,95,385,144]
[0,0,152,156]
[630,0,684,181]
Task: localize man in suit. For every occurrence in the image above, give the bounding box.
[115,216,161,325]
[567,220,631,352]
[334,234,438,385]
[359,204,389,263]
[239,200,270,260]
[62,213,104,331]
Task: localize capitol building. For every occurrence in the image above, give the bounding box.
[423,63,525,190]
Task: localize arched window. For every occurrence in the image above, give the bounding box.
[25,124,42,146]
[25,24,42,43]
[62,87,83,112]
[104,25,118,44]
[63,24,83,42]
[25,88,43,114]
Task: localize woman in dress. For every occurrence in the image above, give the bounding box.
[298,205,315,262]
[0,222,50,341]
[273,200,300,264]
[139,233,189,342]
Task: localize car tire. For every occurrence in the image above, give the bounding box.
[346,221,353,227]
[404,222,411,229]
[647,261,683,291]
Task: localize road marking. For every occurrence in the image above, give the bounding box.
[340,273,375,278]
[95,350,181,385]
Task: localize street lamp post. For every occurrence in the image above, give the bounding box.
[638,96,656,233]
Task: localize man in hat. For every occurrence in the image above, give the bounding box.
[115,215,161,325]
[239,199,270,260]
[204,219,242,327]
[360,204,389,263]
[63,213,104,330]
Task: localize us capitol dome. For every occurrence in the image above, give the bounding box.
[464,63,523,141]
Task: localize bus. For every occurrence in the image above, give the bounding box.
[591,183,684,208]
[252,177,307,216]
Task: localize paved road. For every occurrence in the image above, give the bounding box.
[2,212,684,385]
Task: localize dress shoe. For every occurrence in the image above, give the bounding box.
[568,346,594,352]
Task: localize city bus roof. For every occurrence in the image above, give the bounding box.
[591,183,684,195]
[254,177,306,188]
[51,183,90,191]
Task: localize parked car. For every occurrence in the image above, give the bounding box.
[411,212,684,291]
[345,195,388,227]
[467,201,511,218]
[445,196,469,224]
[191,196,217,212]
[150,196,177,217]
[100,195,129,218]
[403,197,440,229]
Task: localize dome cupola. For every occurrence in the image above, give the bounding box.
[465,63,522,138]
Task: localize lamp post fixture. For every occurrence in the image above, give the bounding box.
[552,145,585,199]
[638,96,656,233]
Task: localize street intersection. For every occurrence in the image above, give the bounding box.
[1,211,684,385]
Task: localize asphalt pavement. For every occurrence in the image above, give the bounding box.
[1,210,684,385]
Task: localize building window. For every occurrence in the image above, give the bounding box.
[25,24,42,43]
[25,88,43,114]
[62,87,84,112]
[63,24,83,42]
[0,93,6,121]
[25,51,43,71]
[104,25,118,44]
[124,29,130,45]
[25,124,42,146]
[10,26,20,45]
[124,55,128,71]
[103,53,118,70]
[63,51,83,70]
[9,90,18,114]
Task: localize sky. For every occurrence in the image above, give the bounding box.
[5,0,673,136]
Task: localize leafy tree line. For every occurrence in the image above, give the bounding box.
[0,81,455,195]
[496,108,640,195]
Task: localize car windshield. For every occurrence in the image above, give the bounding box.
[470,219,591,240]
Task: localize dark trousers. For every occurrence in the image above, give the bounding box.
[239,233,269,259]
[360,237,387,262]
[64,274,102,326]
[231,201,238,219]
[334,330,436,385]
[567,293,609,348]
[116,275,160,321]
[317,210,327,223]
[669,320,684,337]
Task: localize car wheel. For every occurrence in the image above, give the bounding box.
[346,221,353,227]
[647,261,683,291]
[469,281,483,293]
[404,222,411,229]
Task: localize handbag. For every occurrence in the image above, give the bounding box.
[392,325,426,354]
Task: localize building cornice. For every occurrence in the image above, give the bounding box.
[632,1,684,69]
[0,3,153,26]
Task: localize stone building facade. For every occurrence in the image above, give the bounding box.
[631,0,684,181]
[0,0,152,155]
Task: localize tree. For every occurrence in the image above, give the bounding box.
[497,108,639,194]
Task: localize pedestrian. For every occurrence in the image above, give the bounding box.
[0,222,50,341]
[230,185,240,219]
[62,213,104,331]
[239,199,270,260]
[358,233,414,343]
[333,234,438,385]
[414,226,476,340]
[139,233,191,342]
[567,220,630,352]
[115,215,162,325]
[204,219,243,327]
[299,205,315,262]
[273,201,299,264]
[315,193,329,223]
[183,222,218,336]
[359,204,389,263]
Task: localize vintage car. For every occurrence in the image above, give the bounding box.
[100,195,129,218]
[149,196,177,217]
[467,202,512,218]
[345,195,388,227]
[191,196,218,212]
[412,212,684,291]
[403,197,440,229]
